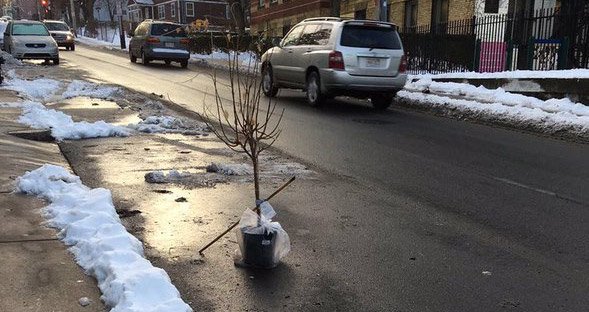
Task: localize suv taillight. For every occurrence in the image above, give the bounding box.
[146,37,160,44]
[328,51,345,70]
[399,54,408,73]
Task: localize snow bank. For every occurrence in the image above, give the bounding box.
[63,80,119,99]
[129,115,209,135]
[4,75,61,101]
[19,102,130,140]
[405,78,589,116]
[190,50,259,72]
[417,68,589,80]
[206,163,253,176]
[16,165,192,312]
[76,35,131,51]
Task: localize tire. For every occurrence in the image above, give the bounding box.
[53,58,60,65]
[165,60,171,66]
[70,45,75,51]
[180,60,188,68]
[371,93,394,110]
[141,50,149,65]
[130,51,137,63]
[262,65,278,97]
[306,71,324,107]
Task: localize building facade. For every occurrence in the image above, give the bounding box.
[250,0,332,36]
[128,0,228,29]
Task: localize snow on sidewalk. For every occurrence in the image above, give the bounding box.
[398,78,589,134]
[16,165,192,312]
[416,68,589,80]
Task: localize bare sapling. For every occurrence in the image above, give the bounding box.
[204,34,284,213]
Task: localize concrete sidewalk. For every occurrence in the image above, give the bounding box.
[0,90,105,312]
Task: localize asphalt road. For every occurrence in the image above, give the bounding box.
[61,45,589,311]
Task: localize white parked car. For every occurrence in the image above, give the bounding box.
[4,20,59,64]
[261,17,408,109]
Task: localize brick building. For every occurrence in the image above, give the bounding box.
[390,0,475,29]
[128,0,228,29]
[250,0,332,36]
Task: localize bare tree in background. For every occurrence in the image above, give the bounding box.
[204,38,284,205]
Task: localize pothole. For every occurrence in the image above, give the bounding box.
[8,129,54,142]
[352,119,393,125]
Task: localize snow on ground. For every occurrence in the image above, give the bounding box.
[3,74,61,101]
[144,170,227,187]
[398,78,589,134]
[206,162,253,176]
[129,115,209,135]
[19,102,130,140]
[190,50,259,72]
[76,34,131,51]
[62,80,119,99]
[0,51,23,66]
[16,165,192,312]
[417,69,589,80]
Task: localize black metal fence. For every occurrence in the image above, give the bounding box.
[399,6,589,74]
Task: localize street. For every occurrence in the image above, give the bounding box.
[45,45,589,311]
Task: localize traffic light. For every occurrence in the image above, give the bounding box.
[41,0,52,17]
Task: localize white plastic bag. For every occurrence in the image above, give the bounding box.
[234,201,290,268]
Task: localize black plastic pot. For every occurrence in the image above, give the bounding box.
[241,229,277,269]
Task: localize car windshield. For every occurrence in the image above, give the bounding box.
[150,23,186,37]
[13,23,49,36]
[340,25,401,50]
[45,22,69,31]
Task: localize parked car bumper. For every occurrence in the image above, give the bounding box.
[319,69,407,95]
[145,47,190,60]
[12,46,59,59]
[55,39,75,47]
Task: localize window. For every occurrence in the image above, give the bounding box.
[158,5,164,19]
[150,23,186,36]
[171,2,176,18]
[144,7,150,19]
[340,25,401,50]
[281,25,303,47]
[484,0,500,13]
[186,2,194,17]
[298,23,332,46]
[354,9,366,20]
[404,0,417,28]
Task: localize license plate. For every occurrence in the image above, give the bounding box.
[165,42,174,48]
[365,58,381,67]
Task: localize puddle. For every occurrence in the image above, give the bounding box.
[48,96,121,109]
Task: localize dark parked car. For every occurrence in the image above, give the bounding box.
[43,20,75,51]
[129,20,190,68]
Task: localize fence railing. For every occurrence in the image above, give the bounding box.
[400,6,589,74]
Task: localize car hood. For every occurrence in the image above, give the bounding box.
[12,35,56,44]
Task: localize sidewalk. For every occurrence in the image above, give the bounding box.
[0,89,105,311]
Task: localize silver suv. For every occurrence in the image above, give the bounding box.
[261,18,408,109]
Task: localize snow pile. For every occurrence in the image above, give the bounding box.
[63,80,119,99]
[4,75,61,101]
[405,78,589,117]
[129,115,209,135]
[145,170,226,187]
[398,79,589,134]
[206,162,253,176]
[191,50,259,71]
[19,102,130,140]
[417,68,589,80]
[144,170,192,183]
[1,51,23,65]
[16,165,192,312]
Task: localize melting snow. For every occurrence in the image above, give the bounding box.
[129,115,209,135]
[62,80,119,99]
[16,165,192,312]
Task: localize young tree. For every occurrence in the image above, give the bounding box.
[204,38,284,205]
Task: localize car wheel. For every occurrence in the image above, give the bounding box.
[71,45,75,51]
[53,58,60,65]
[165,60,171,66]
[130,51,137,63]
[371,93,394,110]
[141,50,149,65]
[180,60,188,68]
[262,65,278,97]
[306,71,324,107]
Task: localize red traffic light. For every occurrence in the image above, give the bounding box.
[41,0,48,6]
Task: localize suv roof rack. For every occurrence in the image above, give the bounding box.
[302,17,343,22]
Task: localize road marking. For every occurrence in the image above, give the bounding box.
[492,176,586,206]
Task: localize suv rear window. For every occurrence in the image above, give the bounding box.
[340,25,401,50]
[150,23,186,37]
